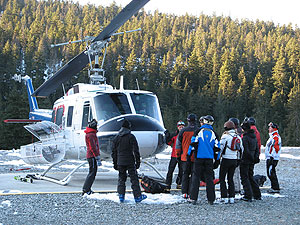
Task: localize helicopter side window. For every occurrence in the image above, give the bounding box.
[66,106,74,127]
[81,102,93,129]
[55,108,64,126]
[94,94,131,122]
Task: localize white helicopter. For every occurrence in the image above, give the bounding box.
[10,0,167,185]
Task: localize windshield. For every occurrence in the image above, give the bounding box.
[130,93,162,123]
[94,93,131,122]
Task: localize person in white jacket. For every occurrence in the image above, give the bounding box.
[218,121,243,204]
[265,122,281,193]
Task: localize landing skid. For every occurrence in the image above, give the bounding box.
[34,160,87,186]
[141,160,166,182]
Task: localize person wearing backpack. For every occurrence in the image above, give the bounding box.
[240,121,261,202]
[165,120,185,189]
[265,122,281,193]
[187,115,220,205]
[229,117,242,194]
[111,119,147,203]
[219,121,243,204]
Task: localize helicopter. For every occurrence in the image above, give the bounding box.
[10,0,168,185]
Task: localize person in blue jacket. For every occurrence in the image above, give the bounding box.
[187,115,220,205]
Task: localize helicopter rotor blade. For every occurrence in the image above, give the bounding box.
[32,51,94,97]
[93,0,149,42]
[33,0,149,97]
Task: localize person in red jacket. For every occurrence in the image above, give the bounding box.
[245,117,261,153]
[165,120,185,189]
[82,119,101,195]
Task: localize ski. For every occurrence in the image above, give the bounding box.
[14,175,33,183]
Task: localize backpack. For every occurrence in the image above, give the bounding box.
[230,136,241,151]
[253,175,267,187]
[222,134,241,157]
[140,175,170,194]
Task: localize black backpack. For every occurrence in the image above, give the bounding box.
[253,174,267,187]
[139,175,170,194]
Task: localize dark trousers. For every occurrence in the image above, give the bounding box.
[118,164,141,198]
[219,158,237,198]
[83,157,97,193]
[190,159,215,202]
[240,163,261,199]
[166,157,183,186]
[181,161,193,194]
[266,159,280,190]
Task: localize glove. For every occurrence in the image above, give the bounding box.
[136,161,141,169]
[190,142,198,149]
[186,154,191,163]
[95,156,102,167]
[113,164,118,170]
[213,160,220,169]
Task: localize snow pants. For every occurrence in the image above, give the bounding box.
[117,164,141,198]
[83,157,97,193]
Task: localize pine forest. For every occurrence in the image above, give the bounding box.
[1,0,300,149]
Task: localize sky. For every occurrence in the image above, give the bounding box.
[76,0,300,27]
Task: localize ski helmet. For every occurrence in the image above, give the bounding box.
[229,118,240,128]
[187,114,197,122]
[203,115,214,125]
[177,120,185,127]
[199,116,205,124]
[248,117,256,125]
[268,122,278,129]
[88,119,98,130]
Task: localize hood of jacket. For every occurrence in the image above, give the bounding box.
[118,127,131,136]
[84,127,97,134]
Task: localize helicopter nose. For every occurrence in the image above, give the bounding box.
[98,114,165,132]
[97,115,166,158]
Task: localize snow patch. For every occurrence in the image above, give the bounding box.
[1,200,12,207]
[0,190,23,194]
[84,192,185,204]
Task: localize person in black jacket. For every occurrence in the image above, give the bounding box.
[111,119,147,203]
[240,121,261,202]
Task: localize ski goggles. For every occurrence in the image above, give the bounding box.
[268,122,278,129]
[177,121,185,126]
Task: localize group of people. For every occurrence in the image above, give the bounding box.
[166,114,282,205]
[81,113,281,205]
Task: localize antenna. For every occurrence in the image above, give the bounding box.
[62,83,66,96]
[136,78,140,90]
[120,76,124,90]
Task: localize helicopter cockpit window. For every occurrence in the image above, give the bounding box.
[130,93,162,123]
[55,108,64,126]
[82,102,93,129]
[94,94,131,121]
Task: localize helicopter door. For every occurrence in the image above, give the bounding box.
[72,101,93,159]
